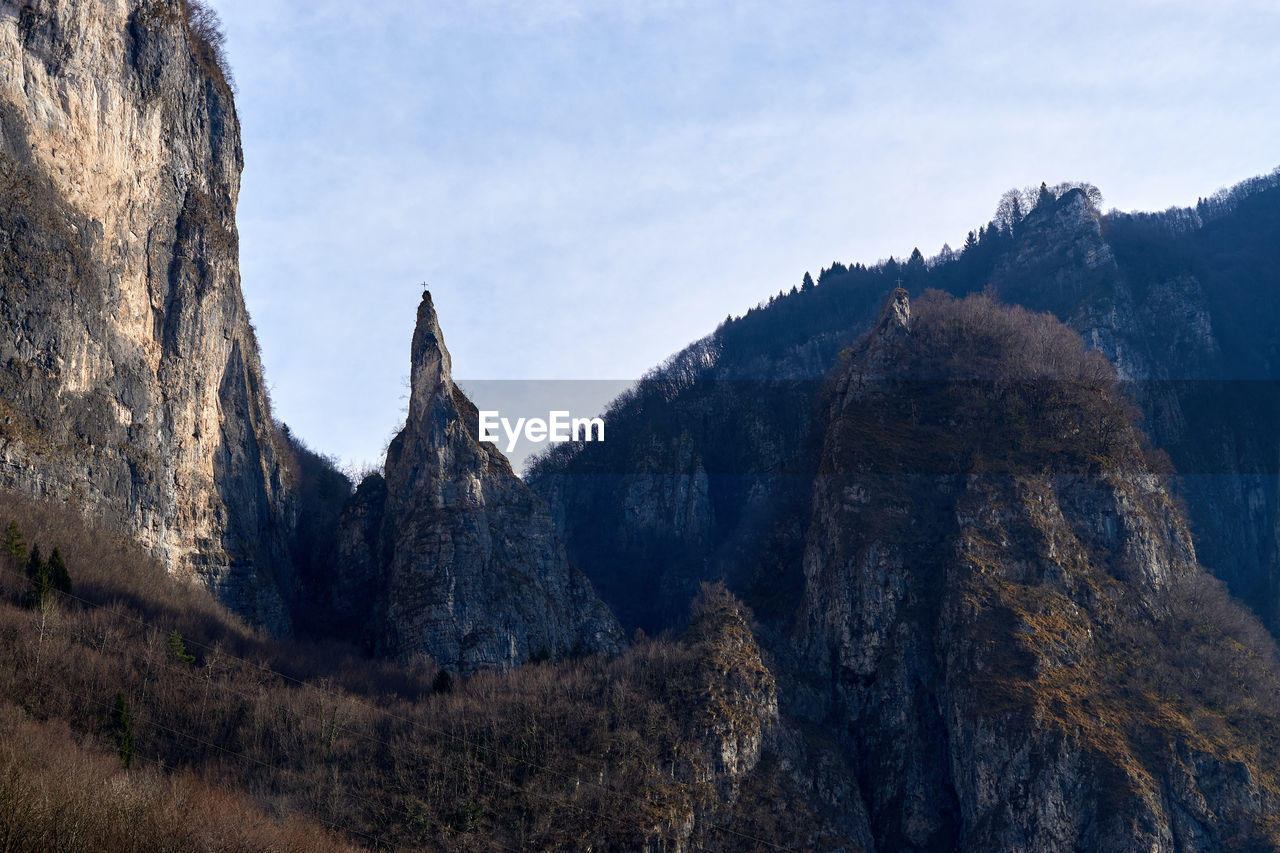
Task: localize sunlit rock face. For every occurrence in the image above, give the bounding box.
[336,293,623,673]
[0,0,294,629]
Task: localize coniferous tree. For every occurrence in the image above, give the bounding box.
[24,545,48,609]
[432,669,454,694]
[1036,180,1054,209]
[47,548,71,598]
[113,691,135,769]
[3,520,25,565]
[167,630,196,667]
[801,271,815,292]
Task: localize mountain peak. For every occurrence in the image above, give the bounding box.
[877,286,911,335]
[408,290,453,425]
[339,295,623,671]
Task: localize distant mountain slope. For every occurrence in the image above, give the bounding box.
[529,171,1280,637]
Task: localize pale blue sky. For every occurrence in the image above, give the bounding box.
[216,0,1280,471]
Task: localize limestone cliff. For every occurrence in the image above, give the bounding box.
[0,0,294,628]
[336,293,623,672]
[796,290,1280,850]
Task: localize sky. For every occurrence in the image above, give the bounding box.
[214,0,1280,474]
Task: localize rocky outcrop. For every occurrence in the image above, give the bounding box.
[797,290,1280,850]
[336,292,622,672]
[990,187,1280,630]
[0,0,294,628]
[633,585,786,850]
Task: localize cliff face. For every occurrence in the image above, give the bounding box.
[0,0,294,629]
[531,178,1280,642]
[796,291,1280,850]
[336,293,622,672]
[991,187,1280,628]
[534,279,1280,847]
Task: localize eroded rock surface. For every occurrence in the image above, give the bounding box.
[337,293,623,672]
[0,0,293,628]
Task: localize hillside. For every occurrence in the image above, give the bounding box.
[4,0,1280,848]
[794,290,1280,849]
[529,174,1280,640]
[0,489,818,851]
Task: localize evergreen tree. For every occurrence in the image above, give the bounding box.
[167,630,195,667]
[432,669,454,694]
[1036,180,1054,209]
[3,521,25,565]
[801,271,815,292]
[25,545,48,609]
[113,691,135,769]
[46,548,71,598]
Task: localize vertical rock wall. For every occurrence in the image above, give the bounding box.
[0,0,294,629]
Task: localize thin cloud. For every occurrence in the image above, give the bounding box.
[215,0,1280,468]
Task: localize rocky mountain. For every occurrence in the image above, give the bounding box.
[0,1,620,674]
[0,0,295,629]
[331,292,623,672]
[5,1,1280,846]
[526,184,1280,847]
[992,182,1280,630]
[793,290,1280,850]
[530,174,1280,641]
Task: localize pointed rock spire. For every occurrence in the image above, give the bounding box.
[336,291,623,672]
[876,287,911,337]
[408,290,453,425]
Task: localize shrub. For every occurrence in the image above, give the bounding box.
[180,0,235,90]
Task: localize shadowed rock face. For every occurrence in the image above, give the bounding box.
[533,181,1280,644]
[337,293,623,673]
[0,0,294,630]
[796,290,1280,851]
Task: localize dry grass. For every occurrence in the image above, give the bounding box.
[0,491,784,850]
